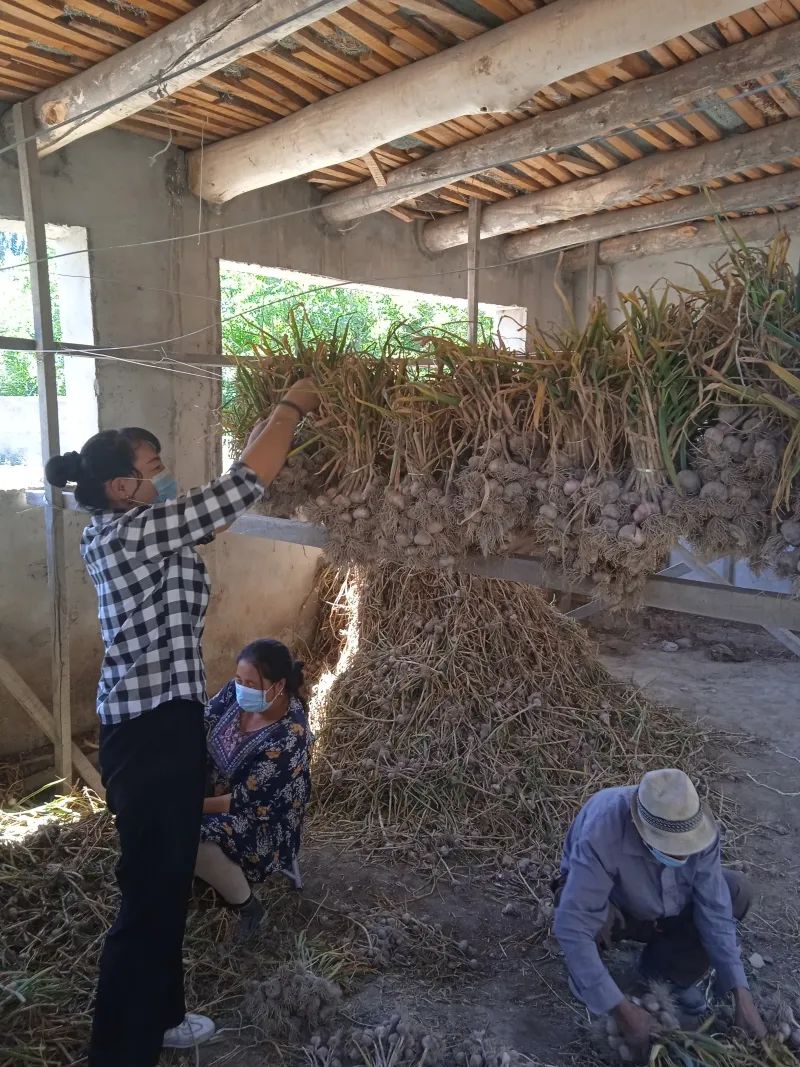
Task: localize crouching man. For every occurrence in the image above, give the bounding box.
[553,768,765,1059]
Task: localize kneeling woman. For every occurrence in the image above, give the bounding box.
[196,639,312,934]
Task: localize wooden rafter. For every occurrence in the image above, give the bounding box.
[503,167,800,260]
[422,115,800,251]
[560,204,800,268]
[0,0,797,227]
[186,0,765,203]
[28,0,356,155]
[322,19,800,225]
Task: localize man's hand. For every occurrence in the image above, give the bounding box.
[733,988,767,1039]
[613,999,660,1060]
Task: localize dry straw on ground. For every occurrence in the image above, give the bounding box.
[0,794,234,1064]
[0,794,366,1066]
[223,234,800,605]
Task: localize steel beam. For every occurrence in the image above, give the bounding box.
[26,500,800,631]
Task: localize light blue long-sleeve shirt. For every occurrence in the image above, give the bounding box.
[553,786,748,1015]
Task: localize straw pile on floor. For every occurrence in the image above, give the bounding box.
[223,236,800,605]
[0,794,234,1065]
[0,795,369,1066]
[308,564,710,862]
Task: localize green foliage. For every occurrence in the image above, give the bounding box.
[0,351,40,396]
[219,264,494,406]
[0,232,65,396]
[0,352,66,398]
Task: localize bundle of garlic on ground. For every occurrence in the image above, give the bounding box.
[308,565,707,860]
[243,936,343,1041]
[756,992,800,1050]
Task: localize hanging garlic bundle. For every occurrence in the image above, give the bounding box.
[225,235,800,606]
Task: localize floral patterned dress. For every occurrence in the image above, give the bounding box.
[200,680,312,882]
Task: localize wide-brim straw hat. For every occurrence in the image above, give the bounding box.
[631,768,717,856]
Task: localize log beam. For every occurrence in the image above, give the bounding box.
[321,20,800,227]
[503,169,800,262]
[30,0,353,157]
[561,208,800,271]
[423,117,800,251]
[188,0,757,204]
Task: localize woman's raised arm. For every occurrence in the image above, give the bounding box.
[240,379,319,487]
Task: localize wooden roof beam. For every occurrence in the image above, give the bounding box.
[422,115,800,251]
[320,19,800,226]
[26,0,354,156]
[503,167,800,261]
[561,206,800,270]
[187,0,759,203]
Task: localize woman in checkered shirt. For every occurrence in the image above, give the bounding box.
[45,379,319,1067]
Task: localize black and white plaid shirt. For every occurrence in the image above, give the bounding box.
[81,462,263,725]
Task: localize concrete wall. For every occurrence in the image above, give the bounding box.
[0,126,561,756]
[584,225,800,321]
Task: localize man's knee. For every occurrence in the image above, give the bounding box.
[723,869,752,921]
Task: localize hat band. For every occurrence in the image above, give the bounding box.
[638,797,703,835]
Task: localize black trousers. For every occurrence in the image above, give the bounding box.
[88,699,206,1067]
[625,869,751,988]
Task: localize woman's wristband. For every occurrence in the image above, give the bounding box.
[276,398,306,421]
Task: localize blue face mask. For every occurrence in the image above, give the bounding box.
[151,469,178,503]
[647,844,688,868]
[235,681,275,715]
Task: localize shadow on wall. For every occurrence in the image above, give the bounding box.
[202,532,322,697]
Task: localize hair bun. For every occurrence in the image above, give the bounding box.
[291,660,306,686]
[44,450,82,488]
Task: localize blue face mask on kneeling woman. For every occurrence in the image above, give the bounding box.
[235,682,275,715]
[647,843,688,868]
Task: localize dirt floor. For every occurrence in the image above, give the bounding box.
[179,608,800,1067]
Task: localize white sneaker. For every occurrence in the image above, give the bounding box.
[162,1013,216,1048]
